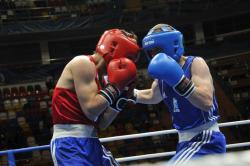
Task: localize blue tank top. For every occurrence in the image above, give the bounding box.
[158,56,219,131]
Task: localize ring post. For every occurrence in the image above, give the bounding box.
[7,151,16,166]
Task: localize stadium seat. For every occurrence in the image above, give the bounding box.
[17,116,26,127]
[34,84,42,98]
[8,111,16,120]
[0,155,8,166]
[0,112,8,122]
[20,97,28,107]
[41,150,52,162]
[19,86,27,97]
[27,85,34,96]
[39,100,48,110]
[11,98,22,112]
[3,99,12,112]
[27,136,36,146]
[3,88,11,99]
[32,150,41,160]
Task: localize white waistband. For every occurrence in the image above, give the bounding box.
[52,124,98,140]
[178,121,220,143]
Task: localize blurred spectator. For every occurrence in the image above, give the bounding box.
[0,73,5,85]
[45,76,55,91]
[33,0,47,7]
[48,0,65,7]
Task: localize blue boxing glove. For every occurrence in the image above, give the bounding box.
[148,53,194,98]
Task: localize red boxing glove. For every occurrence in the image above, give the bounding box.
[99,58,137,105]
[107,58,137,91]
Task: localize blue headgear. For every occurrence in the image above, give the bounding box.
[142,24,184,62]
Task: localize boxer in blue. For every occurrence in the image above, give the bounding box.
[128,24,226,165]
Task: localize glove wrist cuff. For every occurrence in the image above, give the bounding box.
[174,76,195,98]
[132,89,138,103]
[99,84,120,105]
[110,107,121,113]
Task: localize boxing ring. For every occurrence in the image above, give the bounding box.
[1,119,250,166]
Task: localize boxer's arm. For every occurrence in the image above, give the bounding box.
[187,57,213,111]
[136,80,163,104]
[97,107,119,129]
[71,57,109,121]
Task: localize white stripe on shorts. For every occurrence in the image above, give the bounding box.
[173,130,211,166]
[181,130,212,165]
[102,155,114,166]
[178,130,212,166]
[50,141,58,166]
[102,145,120,166]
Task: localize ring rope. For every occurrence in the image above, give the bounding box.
[100,120,250,142]
[100,129,177,143]
[218,120,250,127]
[0,120,249,164]
[116,142,250,162]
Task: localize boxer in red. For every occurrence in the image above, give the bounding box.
[50,29,140,166]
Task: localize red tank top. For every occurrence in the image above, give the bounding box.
[52,56,102,126]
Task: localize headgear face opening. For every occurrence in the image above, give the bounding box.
[96,29,140,65]
[142,24,184,62]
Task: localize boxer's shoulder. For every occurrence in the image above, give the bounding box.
[70,55,93,66]
[191,57,210,75]
[69,56,96,75]
[192,57,206,67]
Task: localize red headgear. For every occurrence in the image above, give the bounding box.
[96,29,140,64]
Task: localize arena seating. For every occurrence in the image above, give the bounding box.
[0,0,249,164]
[208,52,250,143]
[0,0,114,23]
[0,82,53,164]
[0,51,249,164]
[208,52,250,112]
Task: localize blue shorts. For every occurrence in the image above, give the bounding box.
[168,130,226,166]
[50,137,120,166]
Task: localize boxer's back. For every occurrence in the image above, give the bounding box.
[52,55,99,126]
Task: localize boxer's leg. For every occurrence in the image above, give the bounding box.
[169,130,226,166]
[51,137,108,166]
[101,145,120,166]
